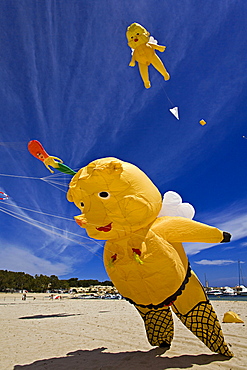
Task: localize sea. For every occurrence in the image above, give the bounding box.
[208,295,247,302]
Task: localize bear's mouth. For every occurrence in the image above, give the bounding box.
[96,223,112,232]
[134,38,138,42]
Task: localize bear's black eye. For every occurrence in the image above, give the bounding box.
[80,202,84,207]
[98,191,110,199]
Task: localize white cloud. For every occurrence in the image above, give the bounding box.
[194,259,237,266]
[0,244,72,276]
[184,201,247,255]
[221,245,235,251]
[215,214,247,242]
[184,242,216,256]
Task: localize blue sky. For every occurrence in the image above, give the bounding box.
[0,0,246,287]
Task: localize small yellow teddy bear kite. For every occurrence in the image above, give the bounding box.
[126,23,170,88]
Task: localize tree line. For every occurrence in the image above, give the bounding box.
[0,270,113,293]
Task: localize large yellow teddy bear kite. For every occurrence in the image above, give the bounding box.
[67,157,233,357]
[126,23,170,88]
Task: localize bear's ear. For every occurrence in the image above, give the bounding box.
[106,160,123,174]
[91,160,123,175]
[86,162,96,173]
[67,188,73,202]
[77,163,96,179]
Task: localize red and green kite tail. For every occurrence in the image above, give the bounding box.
[28,140,76,175]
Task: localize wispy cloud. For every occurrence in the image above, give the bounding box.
[184,200,247,255]
[0,244,72,276]
[194,259,237,266]
[0,194,103,275]
[221,246,235,251]
[184,242,215,256]
[214,214,247,242]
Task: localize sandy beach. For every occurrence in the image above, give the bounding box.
[0,293,246,369]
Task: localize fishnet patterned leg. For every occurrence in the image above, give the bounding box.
[172,301,233,357]
[136,305,174,347]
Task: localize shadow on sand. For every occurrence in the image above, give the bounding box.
[18,313,83,320]
[14,347,231,369]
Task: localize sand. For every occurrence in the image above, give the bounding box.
[0,293,246,369]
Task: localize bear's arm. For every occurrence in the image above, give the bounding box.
[152,216,225,244]
[148,43,166,52]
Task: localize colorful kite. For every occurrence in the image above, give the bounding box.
[126,23,170,89]
[28,140,76,175]
[67,156,233,357]
[0,192,9,200]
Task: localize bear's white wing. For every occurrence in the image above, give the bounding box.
[149,36,158,44]
[158,191,195,219]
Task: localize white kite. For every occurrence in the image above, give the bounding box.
[169,107,179,120]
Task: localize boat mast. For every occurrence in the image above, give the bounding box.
[238,260,241,286]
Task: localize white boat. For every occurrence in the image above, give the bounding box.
[222,286,237,296]
[238,285,247,296]
[207,289,223,296]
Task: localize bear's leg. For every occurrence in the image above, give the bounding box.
[171,272,233,357]
[138,63,151,88]
[151,54,170,81]
[135,305,174,347]
[172,301,233,357]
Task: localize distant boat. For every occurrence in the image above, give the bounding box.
[71,294,99,299]
[101,293,122,300]
[222,286,237,296]
[207,289,223,296]
[237,285,247,296]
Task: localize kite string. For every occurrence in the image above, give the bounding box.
[0,205,104,258]
[41,179,69,187]
[41,179,68,193]
[0,200,74,221]
[0,172,71,193]
[0,205,103,247]
[0,173,41,180]
[0,171,73,184]
[0,201,115,256]
[158,79,175,107]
